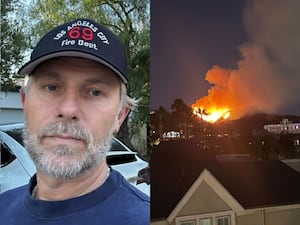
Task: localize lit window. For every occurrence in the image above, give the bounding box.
[217,216,230,225]
[200,218,212,225]
[176,211,234,225]
[180,221,195,225]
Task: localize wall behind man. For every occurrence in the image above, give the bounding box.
[0,91,24,125]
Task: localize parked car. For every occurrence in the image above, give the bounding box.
[0,123,150,196]
[0,130,35,193]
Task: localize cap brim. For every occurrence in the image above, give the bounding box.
[18,51,128,84]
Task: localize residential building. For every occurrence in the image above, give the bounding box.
[264,119,300,134]
[151,141,300,225]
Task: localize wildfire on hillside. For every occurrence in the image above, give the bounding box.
[193,107,230,123]
[191,65,242,123]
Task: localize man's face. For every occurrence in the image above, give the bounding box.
[22,57,129,179]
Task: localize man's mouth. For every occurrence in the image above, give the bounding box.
[43,135,85,145]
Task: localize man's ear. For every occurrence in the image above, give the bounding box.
[114,106,131,133]
[20,87,26,106]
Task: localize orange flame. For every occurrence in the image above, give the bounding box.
[191,65,239,123]
[193,107,230,123]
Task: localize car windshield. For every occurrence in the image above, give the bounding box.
[0,139,16,168]
[107,153,137,165]
[4,128,24,146]
[110,139,130,152]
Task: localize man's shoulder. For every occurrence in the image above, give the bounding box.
[0,184,28,213]
[112,169,150,202]
[107,174,150,225]
[0,185,28,200]
[123,179,150,203]
[109,169,150,211]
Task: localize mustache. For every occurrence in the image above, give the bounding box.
[37,121,93,144]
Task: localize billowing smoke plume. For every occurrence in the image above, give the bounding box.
[192,0,300,120]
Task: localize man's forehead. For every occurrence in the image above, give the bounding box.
[33,72,110,83]
[35,57,113,71]
[31,57,121,83]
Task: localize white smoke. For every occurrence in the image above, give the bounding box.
[193,0,300,118]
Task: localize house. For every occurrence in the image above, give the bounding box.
[0,91,24,125]
[264,119,300,134]
[151,140,300,225]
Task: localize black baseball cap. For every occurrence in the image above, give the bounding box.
[18,18,128,84]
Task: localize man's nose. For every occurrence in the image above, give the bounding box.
[56,90,81,120]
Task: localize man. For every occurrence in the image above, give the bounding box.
[0,18,149,225]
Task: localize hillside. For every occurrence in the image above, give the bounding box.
[217,113,300,135]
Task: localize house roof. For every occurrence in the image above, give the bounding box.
[151,140,300,220]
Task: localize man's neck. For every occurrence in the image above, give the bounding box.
[34,162,110,201]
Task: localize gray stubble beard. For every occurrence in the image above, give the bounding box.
[23,121,114,180]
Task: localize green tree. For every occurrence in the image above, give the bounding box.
[25,0,150,154]
[0,0,28,91]
[171,98,193,138]
[150,106,170,142]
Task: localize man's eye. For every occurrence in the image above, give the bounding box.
[45,84,58,91]
[89,90,102,96]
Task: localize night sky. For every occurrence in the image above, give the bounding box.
[150,0,300,116]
